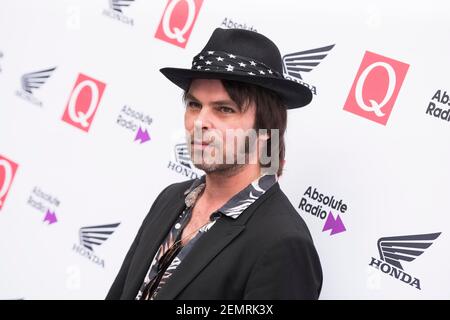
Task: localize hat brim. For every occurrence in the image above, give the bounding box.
[160,67,312,109]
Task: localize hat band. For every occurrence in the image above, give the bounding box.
[191,50,283,79]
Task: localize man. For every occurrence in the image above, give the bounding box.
[106,28,322,300]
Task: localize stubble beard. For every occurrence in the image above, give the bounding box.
[190,145,249,177]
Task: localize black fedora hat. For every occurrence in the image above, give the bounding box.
[160,28,312,109]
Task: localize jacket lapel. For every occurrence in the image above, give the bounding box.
[155,218,245,300]
[122,191,186,299]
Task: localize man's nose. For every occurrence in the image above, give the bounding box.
[194,106,213,130]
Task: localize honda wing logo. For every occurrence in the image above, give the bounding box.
[109,0,134,13]
[377,232,441,270]
[369,232,441,290]
[167,142,201,179]
[21,67,56,94]
[282,45,334,80]
[175,143,192,168]
[79,223,120,251]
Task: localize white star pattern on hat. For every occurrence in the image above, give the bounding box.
[191,50,283,80]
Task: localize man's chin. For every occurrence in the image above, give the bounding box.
[192,162,245,175]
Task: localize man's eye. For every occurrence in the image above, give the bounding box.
[187,101,201,109]
[218,106,235,113]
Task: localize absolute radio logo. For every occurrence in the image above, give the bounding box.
[155,0,204,48]
[26,186,60,225]
[282,45,335,96]
[425,89,450,123]
[116,105,153,144]
[62,73,106,132]
[0,155,18,211]
[72,223,120,268]
[15,67,56,107]
[298,186,348,236]
[220,17,257,32]
[102,0,135,25]
[344,51,409,126]
[369,232,441,290]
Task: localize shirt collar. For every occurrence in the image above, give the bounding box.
[183,174,206,197]
[183,173,278,220]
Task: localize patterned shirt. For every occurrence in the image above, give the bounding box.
[136,173,277,300]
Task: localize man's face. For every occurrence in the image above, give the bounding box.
[184,79,258,175]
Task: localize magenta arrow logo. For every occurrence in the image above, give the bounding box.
[134,127,151,144]
[322,211,346,235]
[43,209,57,225]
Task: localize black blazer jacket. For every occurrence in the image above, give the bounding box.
[106,179,322,300]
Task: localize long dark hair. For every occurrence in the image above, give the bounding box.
[221,80,287,176]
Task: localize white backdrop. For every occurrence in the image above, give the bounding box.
[0,0,449,299]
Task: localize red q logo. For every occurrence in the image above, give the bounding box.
[343,51,409,126]
[62,74,106,132]
[0,155,18,211]
[155,0,203,48]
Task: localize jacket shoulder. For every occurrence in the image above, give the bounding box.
[247,185,315,243]
[153,178,195,203]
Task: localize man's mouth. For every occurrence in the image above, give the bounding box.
[192,141,212,149]
[191,139,212,145]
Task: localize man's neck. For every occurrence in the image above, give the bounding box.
[201,164,261,210]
